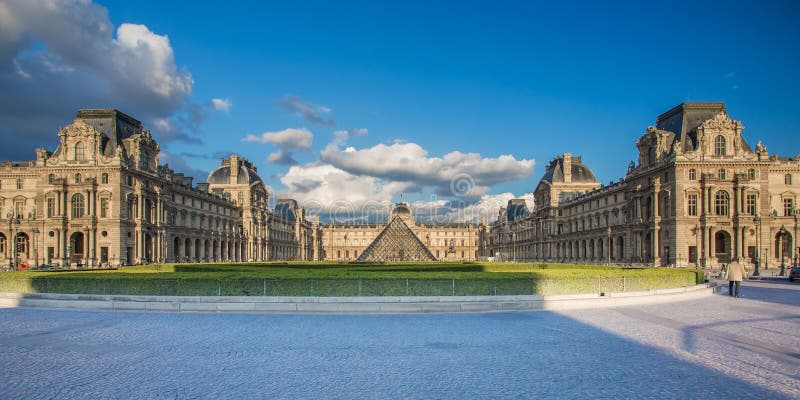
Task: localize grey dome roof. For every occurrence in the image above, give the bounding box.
[392,203,412,215]
[540,155,597,184]
[207,165,263,185]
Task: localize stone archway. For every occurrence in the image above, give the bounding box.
[184,238,192,260]
[144,233,153,263]
[173,237,181,262]
[715,230,731,264]
[69,232,84,265]
[774,231,793,262]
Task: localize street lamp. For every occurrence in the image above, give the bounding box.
[32,228,40,268]
[510,232,516,262]
[8,213,19,270]
[606,227,612,266]
[778,225,788,276]
[753,215,760,277]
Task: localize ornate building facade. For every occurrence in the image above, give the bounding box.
[489,102,800,269]
[0,109,316,268]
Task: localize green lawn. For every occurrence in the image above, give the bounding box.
[0,262,704,297]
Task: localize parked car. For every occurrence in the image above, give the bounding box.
[789,266,800,282]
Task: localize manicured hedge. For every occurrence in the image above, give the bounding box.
[0,261,705,296]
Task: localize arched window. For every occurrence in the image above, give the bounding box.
[71,193,85,218]
[715,191,730,216]
[688,168,696,180]
[74,141,85,160]
[714,135,726,156]
[75,173,82,183]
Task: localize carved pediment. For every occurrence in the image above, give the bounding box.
[59,119,101,138]
[698,112,743,132]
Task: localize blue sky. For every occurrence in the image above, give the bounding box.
[2,0,799,220]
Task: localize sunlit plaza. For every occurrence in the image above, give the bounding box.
[1,280,798,399]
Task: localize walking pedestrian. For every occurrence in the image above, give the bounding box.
[724,257,748,298]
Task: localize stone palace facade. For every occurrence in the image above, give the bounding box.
[489,102,799,269]
[0,109,318,267]
[2,103,796,268]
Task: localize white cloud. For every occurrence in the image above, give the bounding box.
[211,98,231,112]
[277,163,412,217]
[0,0,197,159]
[113,23,192,100]
[243,128,313,150]
[321,141,534,199]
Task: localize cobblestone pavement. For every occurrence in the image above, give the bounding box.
[1,280,798,399]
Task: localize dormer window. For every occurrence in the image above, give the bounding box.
[714,135,726,156]
[74,141,85,160]
[141,152,150,170]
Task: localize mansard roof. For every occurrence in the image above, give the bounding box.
[274,199,299,222]
[75,109,143,157]
[505,199,529,222]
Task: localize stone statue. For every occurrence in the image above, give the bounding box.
[755,140,766,153]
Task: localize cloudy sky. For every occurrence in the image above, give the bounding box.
[1,0,798,222]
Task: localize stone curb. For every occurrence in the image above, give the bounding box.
[0,284,713,313]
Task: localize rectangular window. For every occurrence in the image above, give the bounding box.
[688,246,697,264]
[100,198,108,218]
[47,198,55,217]
[746,194,757,215]
[784,198,795,216]
[786,174,793,185]
[688,169,696,180]
[687,194,698,216]
[14,200,24,218]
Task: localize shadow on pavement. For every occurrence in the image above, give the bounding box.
[0,307,796,399]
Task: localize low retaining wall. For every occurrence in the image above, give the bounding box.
[0,283,714,313]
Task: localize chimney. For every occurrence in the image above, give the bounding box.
[230,154,239,184]
[563,153,572,183]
